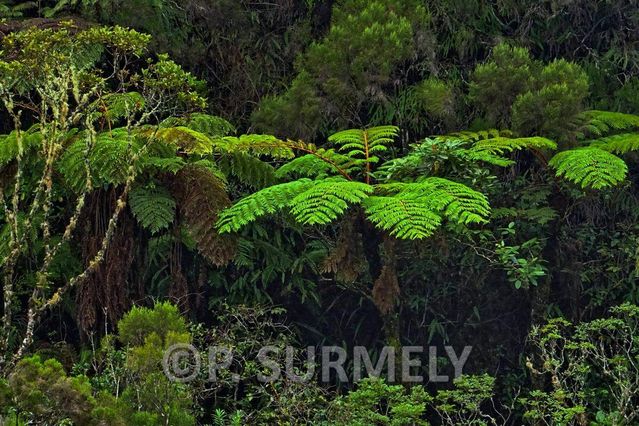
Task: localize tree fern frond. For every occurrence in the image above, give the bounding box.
[217,179,315,233]
[0,125,45,168]
[445,129,511,142]
[275,149,360,179]
[140,156,186,174]
[363,193,443,239]
[473,136,557,154]
[129,184,176,234]
[377,178,491,224]
[154,126,214,155]
[548,147,627,189]
[329,126,399,160]
[364,178,490,239]
[161,113,235,137]
[210,134,295,158]
[580,110,639,137]
[59,128,142,192]
[590,133,639,154]
[219,152,277,189]
[89,92,145,123]
[289,179,373,225]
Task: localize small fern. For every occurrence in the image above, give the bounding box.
[129,184,176,234]
[548,147,627,189]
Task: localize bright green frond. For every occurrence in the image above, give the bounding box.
[289,179,373,225]
[474,136,557,154]
[0,126,44,168]
[216,179,315,233]
[328,126,399,160]
[363,193,442,239]
[590,133,639,154]
[549,147,627,189]
[161,113,235,137]
[580,110,639,137]
[382,178,491,224]
[445,129,511,142]
[129,184,176,234]
[275,149,358,179]
[365,177,490,239]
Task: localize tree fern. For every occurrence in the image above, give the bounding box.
[0,126,45,168]
[59,128,142,192]
[217,180,315,233]
[129,184,176,234]
[328,126,399,178]
[580,110,639,137]
[548,147,627,189]
[161,113,235,137]
[275,149,360,179]
[473,136,557,154]
[363,193,443,239]
[289,179,373,225]
[590,133,639,155]
[219,152,277,189]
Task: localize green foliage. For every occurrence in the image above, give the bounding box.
[470,43,589,138]
[469,43,537,127]
[7,355,95,425]
[364,178,490,239]
[289,178,373,225]
[129,184,176,234]
[524,303,639,424]
[434,374,496,426]
[580,110,639,137]
[117,301,188,347]
[511,60,589,137]
[0,126,44,169]
[218,126,492,240]
[548,147,628,189]
[329,377,431,425]
[252,0,432,137]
